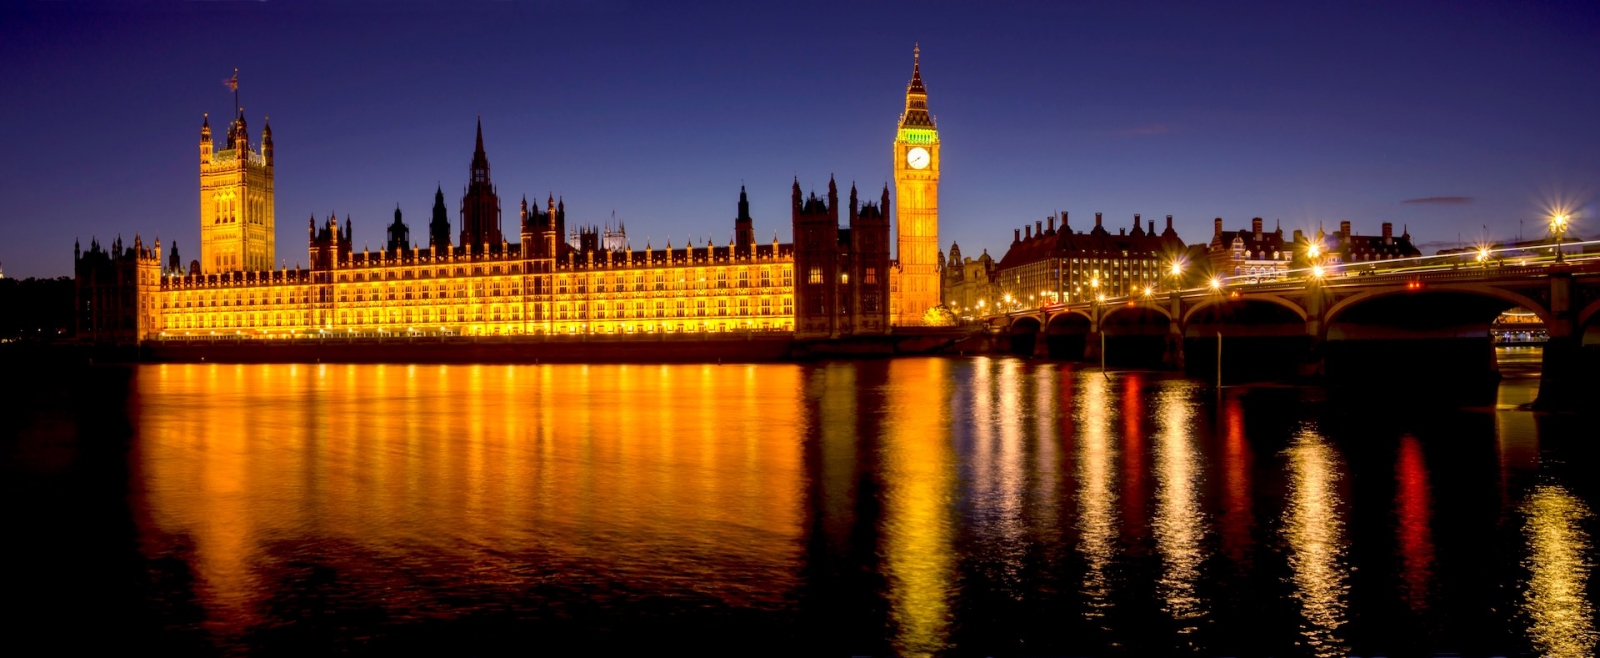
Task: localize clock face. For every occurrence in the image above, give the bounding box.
[906,147,930,170]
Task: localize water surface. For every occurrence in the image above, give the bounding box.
[3,350,1596,655]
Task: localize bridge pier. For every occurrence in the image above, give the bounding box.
[1083,310,1102,362]
[1164,292,1184,369]
[1535,270,1583,410]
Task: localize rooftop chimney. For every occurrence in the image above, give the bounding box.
[1382,222,1393,243]
[1340,220,1352,236]
[1214,217,1224,235]
[1036,220,1043,236]
[1024,225,1031,239]
[1166,215,1174,230]
[1252,217,1263,238]
[1013,228,1020,243]
[1293,229,1305,243]
[1047,215,1055,233]
[1095,212,1103,227]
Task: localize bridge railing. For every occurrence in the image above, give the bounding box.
[983,257,1600,320]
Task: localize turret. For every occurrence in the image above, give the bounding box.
[387,205,410,252]
[734,185,755,252]
[261,116,273,167]
[199,113,212,163]
[848,183,859,225]
[233,111,249,153]
[827,176,839,223]
[429,185,451,249]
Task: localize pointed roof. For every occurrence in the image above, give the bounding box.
[469,117,490,180]
[899,44,935,129]
[908,43,926,95]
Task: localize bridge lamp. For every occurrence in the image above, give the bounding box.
[1169,261,1184,277]
[1476,247,1489,264]
[1311,265,1325,279]
[1096,293,1106,303]
[1308,244,1321,259]
[1552,214,1569,264]
[1209,277,1222,291]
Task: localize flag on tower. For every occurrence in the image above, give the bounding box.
[224,71,238,93]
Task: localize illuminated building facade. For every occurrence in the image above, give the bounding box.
[939,242,997,318]
[199,110,275,273]
[993,212,1186,307]
[892,46,941,324]
[77,118,797,342]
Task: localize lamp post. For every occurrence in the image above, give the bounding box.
[1552,214,1569,264]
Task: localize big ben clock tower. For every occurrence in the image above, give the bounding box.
[893,45,940,324]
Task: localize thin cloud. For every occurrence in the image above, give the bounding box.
[1402,196,1474,205]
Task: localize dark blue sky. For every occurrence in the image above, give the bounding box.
[3,0,1598,278]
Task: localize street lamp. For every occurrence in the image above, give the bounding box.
[1552,214,1570,264]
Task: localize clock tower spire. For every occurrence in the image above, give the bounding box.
[892,44,940,324]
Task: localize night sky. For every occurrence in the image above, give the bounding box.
[2,0,1598,278]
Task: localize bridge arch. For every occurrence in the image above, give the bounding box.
[1101,302,1172,324]
[1007,315,1044,357]
[1181,293,1307,327]
[1325,283,1551,327]
[1045,308,1094,326]
[1578,297,1600,328]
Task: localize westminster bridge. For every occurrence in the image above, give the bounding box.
[983,254,1600,409]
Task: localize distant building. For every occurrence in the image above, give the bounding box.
[1291,221,1419,271]
[1206,217,1292,282]
[993,212,1186,307]
[939,242,996,318]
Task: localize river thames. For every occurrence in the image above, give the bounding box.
[3,349,1595,656]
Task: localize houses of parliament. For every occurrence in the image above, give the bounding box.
[74,51,944,343]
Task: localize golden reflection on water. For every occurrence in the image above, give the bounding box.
[1282,430,1349,658]
[1521,485,1597,657]
[880,358,957,657]
[1074,373,1118,624]
[135,362,806,635]
[1153,386,1206,634]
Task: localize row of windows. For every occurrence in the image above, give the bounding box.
[162,297,797,330]
[334,264,796,286]
[806,266,881,285]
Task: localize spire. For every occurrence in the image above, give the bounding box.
[469,118,489,183]
[899,44,934,129]
[909,43,925,94]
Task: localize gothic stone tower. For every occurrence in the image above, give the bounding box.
[893,45,940,324]
[459,119,503,251]
[199,109,275,273]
